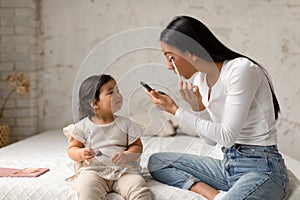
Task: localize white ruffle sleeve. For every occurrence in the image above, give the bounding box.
[63,124,85,144]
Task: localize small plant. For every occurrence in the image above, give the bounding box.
[0,72,30,119]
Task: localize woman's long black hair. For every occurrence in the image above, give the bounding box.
[78,74,114,120]
[161,16,280,120]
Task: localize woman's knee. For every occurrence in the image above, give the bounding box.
[148,153,162,171]
[148,152,177,172]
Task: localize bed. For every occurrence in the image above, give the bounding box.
[0,129,300,200]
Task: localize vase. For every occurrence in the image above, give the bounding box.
[0,123,9,147]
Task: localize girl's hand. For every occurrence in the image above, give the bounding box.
[111,152,132,167]
[146,89,178,115]
[80,148,95,165]
[178,81,205,111]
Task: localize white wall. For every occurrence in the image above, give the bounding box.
[39,0,300,160]
[0,0,39,142]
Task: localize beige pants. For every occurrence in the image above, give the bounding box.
[76,172,152,200]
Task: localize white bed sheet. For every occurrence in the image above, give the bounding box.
[0,129,299,200]
[0,130,75,200]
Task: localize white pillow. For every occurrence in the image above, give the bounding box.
[286,169,300,200]
[122,86,176,137]
[163,111,198,137]
[130,106,176,137]
[163,111,217,146]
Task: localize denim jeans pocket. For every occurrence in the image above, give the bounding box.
[268,156,283,172]
[235,146,265,159]
[231,146,272,175]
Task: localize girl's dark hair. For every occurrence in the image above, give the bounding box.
[78,74,114,120]
[161,15,280,119]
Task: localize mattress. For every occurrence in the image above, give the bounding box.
[0,129,299,200]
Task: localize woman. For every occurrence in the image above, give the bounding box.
[146,16,289,200]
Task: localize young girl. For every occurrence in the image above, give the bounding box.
[63,74,152,200]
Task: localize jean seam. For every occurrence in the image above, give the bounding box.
[240,174,271,200]
[156,156,227,187]
[267,155,289,192]
[181,160,227,186]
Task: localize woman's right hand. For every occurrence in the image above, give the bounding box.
[146,89,179,115]
[178,81,205,111]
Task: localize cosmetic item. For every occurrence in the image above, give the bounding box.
[94,149,110,157]
[170,57,182,81]
[0,167,49,177]
[88,131,92,149]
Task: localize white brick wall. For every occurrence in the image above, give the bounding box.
[39,0,300,160]
[0,0,299,161]
[0,0,38,143]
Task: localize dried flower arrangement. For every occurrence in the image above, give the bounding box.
[0,72,30,119]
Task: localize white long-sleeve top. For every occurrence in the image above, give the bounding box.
[175,57,277,147]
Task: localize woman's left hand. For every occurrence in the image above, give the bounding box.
[178,81,205,111]
[146,89,178,115]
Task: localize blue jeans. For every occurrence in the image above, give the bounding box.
[148,144,289,200]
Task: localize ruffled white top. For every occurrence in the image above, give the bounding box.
[63,115,142,180]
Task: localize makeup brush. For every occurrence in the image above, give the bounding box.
[94,149,110,158]
[88,131,92,149]
[170,57,182,81]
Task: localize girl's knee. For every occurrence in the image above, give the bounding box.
[77,173,108,199]
[125,182,152,200]
[115,174,150,199]
[123,174,148,189]
[77,173,100,188]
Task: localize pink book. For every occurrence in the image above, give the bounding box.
[0,167,49,177]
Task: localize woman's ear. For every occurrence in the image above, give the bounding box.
[189,52,198,62]
[191,54,198,62]
[185,51,197,62]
